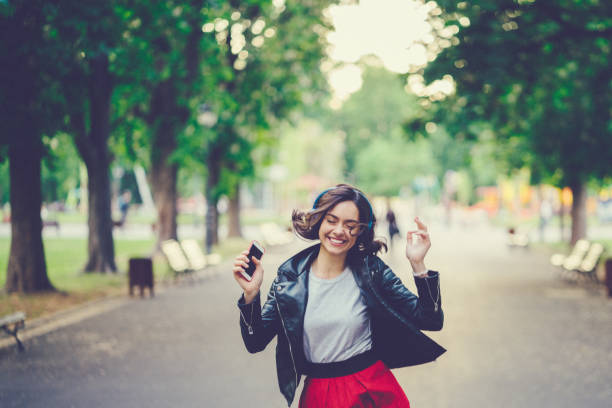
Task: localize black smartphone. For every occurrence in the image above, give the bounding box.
[240,240,264,281]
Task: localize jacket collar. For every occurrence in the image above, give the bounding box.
[277,243,377,282]
[277,244,320,280]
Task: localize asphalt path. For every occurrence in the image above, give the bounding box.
[1,223,611,407]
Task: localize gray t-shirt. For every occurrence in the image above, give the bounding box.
[303,266,373,363]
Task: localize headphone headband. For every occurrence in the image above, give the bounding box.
[312,187,374,230]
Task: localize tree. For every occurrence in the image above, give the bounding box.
[423,0,612,244]
[55,1,135,272]
[334,66,423,179]
[0,1,61,291]
[199,0,332,248]
[354,134,433,197]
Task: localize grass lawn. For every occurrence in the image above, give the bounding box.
[0,236,249,320]
[0,237,162,319]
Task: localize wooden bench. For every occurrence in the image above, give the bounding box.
[507,227,529,248]
[1,312,26,351]
[180,239,208,270]
[181,239,221,268]
[42,219,60,233]
[161,239,223,281]
[550,239,605,282]
[550,239,590,279]
[161,239,193,279]
[575,243,605,282]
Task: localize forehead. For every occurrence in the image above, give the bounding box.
[327,200,359,220]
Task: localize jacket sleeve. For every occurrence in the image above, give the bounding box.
[237,281,280,353]
[378,262,443,331]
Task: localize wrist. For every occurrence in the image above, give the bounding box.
[243,291,259,304]
[410,261,427,276]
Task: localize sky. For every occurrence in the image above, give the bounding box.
[325,0,453,107]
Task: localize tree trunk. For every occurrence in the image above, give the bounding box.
[5,140,54,292]
[227,186,242,238]
[149,82,180,248]
[205,151,221,253]
[151,146,178,246]
[83,158,116,273]
[146,14,202,250]
[72,54,117,273]
[83,55,116,273]
[569,180,587,246]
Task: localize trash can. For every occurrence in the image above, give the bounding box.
[129,257,154,298]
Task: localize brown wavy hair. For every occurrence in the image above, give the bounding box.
[292,184,387,260]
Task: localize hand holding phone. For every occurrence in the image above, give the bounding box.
[233,241,265,301]
[240,240,264,281]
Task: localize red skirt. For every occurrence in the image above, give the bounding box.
[299,360,410,408]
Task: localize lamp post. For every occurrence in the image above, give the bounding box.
[198,103,218,254]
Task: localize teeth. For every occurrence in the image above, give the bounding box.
[329,237,345,244]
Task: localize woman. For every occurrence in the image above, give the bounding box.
[233,184,445,407]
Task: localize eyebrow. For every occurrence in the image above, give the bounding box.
[326,213,360,224]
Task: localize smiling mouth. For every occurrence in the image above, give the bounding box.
[327,236,347,247]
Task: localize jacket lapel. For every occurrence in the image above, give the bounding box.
[275,245,317,361]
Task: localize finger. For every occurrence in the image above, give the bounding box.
[413,232,430,244]
[406,231,414,245]
[235,256,248,265]
[252,256,262,265]
[241,249,249,255]
[414,217,428,232]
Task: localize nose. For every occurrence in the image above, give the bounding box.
[331,223,346,236]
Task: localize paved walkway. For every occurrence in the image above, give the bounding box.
[1,223,611,407]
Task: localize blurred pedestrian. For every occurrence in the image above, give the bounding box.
[233,184,445,407]
[386,203,400,248]
[118,190,132,225]
[538,198,552,242]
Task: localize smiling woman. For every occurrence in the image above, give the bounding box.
[232,183,446,407]
[291,185,385,264]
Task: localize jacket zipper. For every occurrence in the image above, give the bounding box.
[240,302,254,335]
[275,286,298,388]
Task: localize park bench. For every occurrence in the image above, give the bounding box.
[1,311,26,351]
[575,243,605,282]
[180,239,208,270]
[506,227,529,248]
[180,239,221,270]
[42,219,60,232]
[161,239,222,281]
[550,239,605,281]
[161,239,194,279]
[550,239,590,269]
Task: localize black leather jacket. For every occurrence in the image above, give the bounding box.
[237,244,445,406]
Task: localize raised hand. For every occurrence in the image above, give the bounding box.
[232,244,264,303]
[405,217,431,275]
